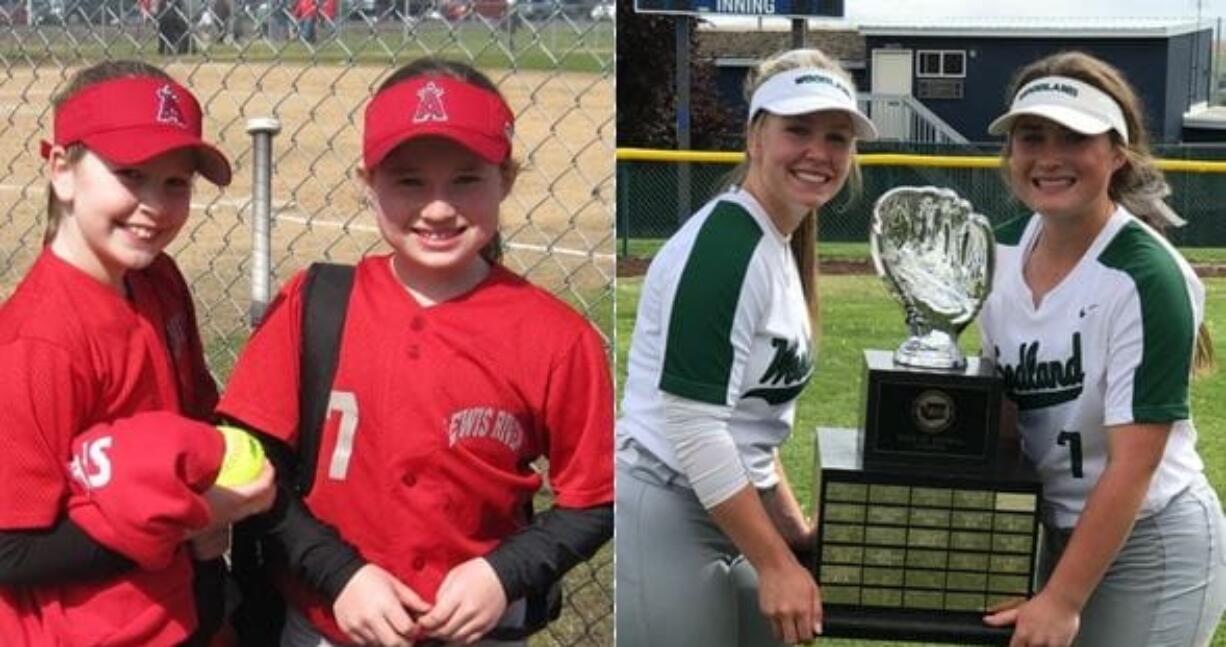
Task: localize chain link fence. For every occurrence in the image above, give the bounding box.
[618,142,1226,259]
[0,5,613,645]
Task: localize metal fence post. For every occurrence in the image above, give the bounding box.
[246,117,282,328]
[618,161,630,257]
[676,16,691,225]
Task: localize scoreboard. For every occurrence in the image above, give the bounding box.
[633,0,844,18]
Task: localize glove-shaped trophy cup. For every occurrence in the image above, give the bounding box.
[812,187,1042,645]
[872,186,993,369]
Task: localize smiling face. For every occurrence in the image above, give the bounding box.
[364,136,512,293]
[1006,115,1125,225]
[48,147,195,290]
[742,110,853,233]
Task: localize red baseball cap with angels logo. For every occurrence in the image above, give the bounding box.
[362,74,515,169]
[41,76,232,186]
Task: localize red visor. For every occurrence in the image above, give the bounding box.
[363,75,514,168]
[41,76,232,186]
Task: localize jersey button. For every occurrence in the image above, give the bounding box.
[402,473,417,487]
[410,316,425,331]
[406,344,420,359]
[412,556,426,570]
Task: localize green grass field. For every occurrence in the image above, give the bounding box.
[0,20,613,71]
[616,274,1226,647]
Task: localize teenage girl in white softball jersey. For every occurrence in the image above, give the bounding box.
[978,51,1226,647]
[616,48,878,647]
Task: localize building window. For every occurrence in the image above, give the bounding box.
[917,78,964,99]
[917,50,967,78]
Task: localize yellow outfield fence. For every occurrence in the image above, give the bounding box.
[616,146,1226,254]
[616,147,1226,172]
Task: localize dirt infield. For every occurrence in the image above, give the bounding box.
[0,58,614,646]
[0,60,613,354]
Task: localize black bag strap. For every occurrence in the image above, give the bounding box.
[231,263,354,645]
[483,583,563,641]
[295,262,355,496]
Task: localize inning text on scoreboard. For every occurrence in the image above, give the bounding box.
[633,0,844,18]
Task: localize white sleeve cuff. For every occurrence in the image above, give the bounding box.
[659,392,749,509]
[743,447,780,490]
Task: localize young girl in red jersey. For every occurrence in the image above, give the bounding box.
[218,58,614,647]
[0,60,275,646]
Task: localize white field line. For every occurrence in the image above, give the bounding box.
[0,183,612,261]
[0,183,285,212]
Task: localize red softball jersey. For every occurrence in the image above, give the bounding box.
[218,254,614,642]
[0,249,220,646]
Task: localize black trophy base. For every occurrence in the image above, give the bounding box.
[822,606,1011,645]
[860,349,1003,471]
[813,427,1042,645]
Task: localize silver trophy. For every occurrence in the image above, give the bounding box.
[870,186,995,370]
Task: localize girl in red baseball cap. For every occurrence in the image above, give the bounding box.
[0,60,275,646]
[218,58,614,647]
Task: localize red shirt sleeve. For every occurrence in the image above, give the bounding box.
[65,411,223,570]
[0,339,92,529]
[541,323,613,508]
[217,271,309,445]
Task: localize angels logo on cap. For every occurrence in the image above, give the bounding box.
[363,75,515,168]
[155,84,188,128]
[41,76,233,186]
[413,81,448,124]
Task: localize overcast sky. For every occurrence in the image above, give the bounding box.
[842,0,1226,21]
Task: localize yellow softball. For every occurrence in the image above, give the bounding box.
[215,425,267,487]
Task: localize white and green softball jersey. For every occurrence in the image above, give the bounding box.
[980,206,1205,528]
[619,188,814,493]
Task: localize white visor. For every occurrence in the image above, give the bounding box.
[748,68,879,141]
[988,75,1129,143]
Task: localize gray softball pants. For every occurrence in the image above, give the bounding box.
[615,440,785,647]
[1040,475,1226,647]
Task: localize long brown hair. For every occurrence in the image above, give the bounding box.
[43,60,175,246]
[374,58,518,265]
[724,48,864,332]
[1000,51,1214,373]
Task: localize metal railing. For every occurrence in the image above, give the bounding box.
[859,93,970,144]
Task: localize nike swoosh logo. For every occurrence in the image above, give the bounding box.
[1015,387,1083,410]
